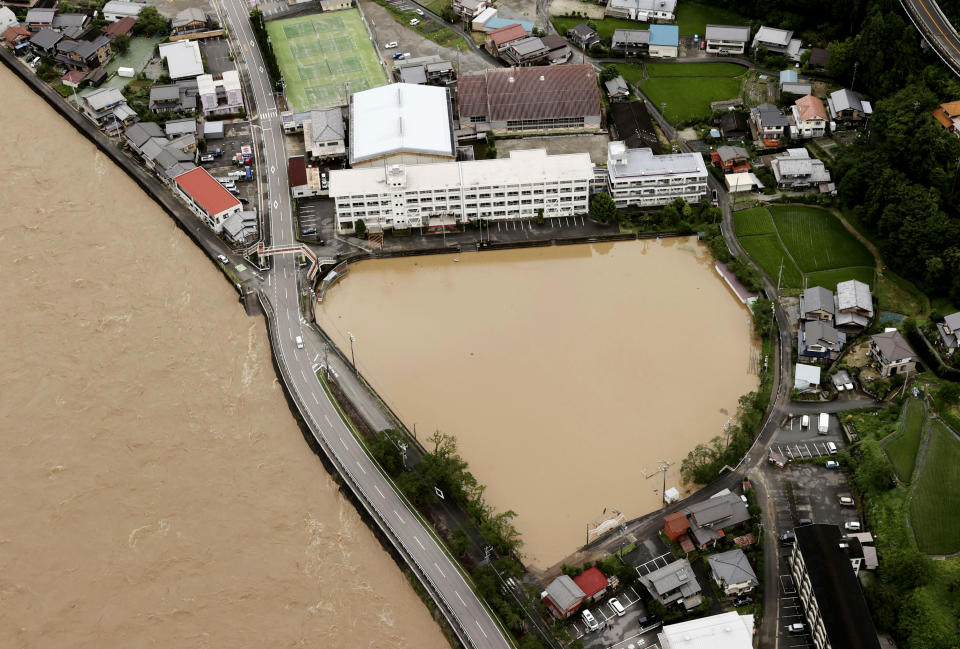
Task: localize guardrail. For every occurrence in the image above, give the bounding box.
[900,0,960,77]
[256,289,487,649]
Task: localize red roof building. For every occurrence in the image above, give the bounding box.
[484,23,527,55]
[104,17,136,40]
[173,167,242,233]
[4,26,32,50]
[288,155,307,189]
[664,511,691,541]
[572,567,609,601]
[61,70,86,87]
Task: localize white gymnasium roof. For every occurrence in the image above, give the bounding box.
[349,83,454,164]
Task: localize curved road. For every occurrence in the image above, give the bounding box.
[902,0,960,76]
[214,2,512,648]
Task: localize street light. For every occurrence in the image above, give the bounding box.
[347,331,357,376]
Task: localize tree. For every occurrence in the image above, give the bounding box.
[133,6,169,37]
[449,527,470,559]
[750,298,775,338]
[353,219,367,238]
[113,33,131,54]
[589,192,617,224]
[599,64,619,84]
[936,382,960,407]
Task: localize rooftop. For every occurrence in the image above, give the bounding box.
[871,330,915,361]
[754,25,792,46]
[104,16,135,38]
[794,525,882,649]
[288,155,308,188]
[159,40,204,79]
[608,144,706,181]
[836,279,873,315]
[704,24,750,42]
[350,83,453,164]
[487,22,527,47]
[795,363,821,388]
[572,567,608,598]
[649,24,679,47]
[658,612,754,649]
[795,94,827,122]
[802,286,835,315]
[544,575,585,612]
[102,1,145,17]
[482,17,533,33]
[174,167,241,216]
[612,28,650,45]
[639,559,701,600]
[458,65,600,123]
[607,0,677,14]
[707,550,758,588]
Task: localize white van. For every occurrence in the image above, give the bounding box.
[839,496,855,507]
[844,521,861,531]
[581,609,599,632]
[295,335,304,349]
[801,415,810,430]
[827,441,838,455]
[818,413,829,435]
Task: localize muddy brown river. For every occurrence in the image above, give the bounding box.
[0,69,446,648]
[316,239,759,568]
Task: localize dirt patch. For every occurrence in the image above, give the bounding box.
[497,133,611,163]
[496,0,539,21]
[550,0,605,19]
[846,340,882,383]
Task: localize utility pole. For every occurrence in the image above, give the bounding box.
[851,61,859,91]
[347,331,357,376]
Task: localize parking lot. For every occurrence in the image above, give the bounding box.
[777,570,814,649]
[198,121,261,241]
[296,196,336,245]
[771,412,846,461]
[567,586,663,649]
[199,37,234,76]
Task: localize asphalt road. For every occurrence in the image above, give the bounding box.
[902,0,960,76]
[213,2,512,647]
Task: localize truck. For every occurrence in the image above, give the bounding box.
[241,145,253,162]
[245,165,252,180]
[227,170,246,180]
[818,412,829,435]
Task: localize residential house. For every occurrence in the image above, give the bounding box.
[648,24,678,58]
[835,279,873,333]
[707,550,758,596]
[203,120,224,140]
[719,111,749,140]
[657,612,755,649]
[221,209,258,244]
[637,559,703,609]
[173,167,242,234]
[197,70,243,115]
[139,134,197,183]
[540,34,571,64]
[101,1,145,22]
[82,87,138,134]
[51,13,90,38]
[807,47,830,69]
[566,24,599,50]
[604,75,629,100]
[171,7,207,35]
[611,28,649,56]
[791,94,827,139]
[29,27,62,56]
[319,0,351,10]
[789,524,882,649]
[711,145,749,172]
[704,24,750,55]
[779,69,798,85]
[795,363,821,393]
[25,8,54,31]
[751,103,790,146]
[827,88,872,125]
[3,0,41,11]
[55,35,112,73]
[606,142,707,209]
[165,117,197,138]
[159,40,204,80]
[605,0,676,22]
[683,492,751,549]
[481,17,534,34]
[663,511,695,553]
[572,567,609,603]
[124,121,166,156]
[0,7,17,32]
[800,286,835,321]
[457,65,602,135]
[935,311,960,356]
[103,16,135,40]
[800,320,844,358]
[782,81,812,96]
[542,575,586,619]
[931,101,960,136]
[484,23,527,56]
[394,55,456,85]
[770,148,832,191]
[725,172,764,193]
[149,80,200,114]
[752,25,802,60]
[60,69,86,87]
[870,330,917,377]
[608,101,660,152]
[451,0,491,22]
[287,155,326,198]
[304,107,346,159]
[471,7,497,31]
[4,26,33,52]
[499,36,549,66]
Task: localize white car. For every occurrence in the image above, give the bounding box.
[217,254,229,264]
[415,8,424,14]
[581,609,599,632]
[844,521,861,531]
[608,597,625,617]
[409,18,420,25]
[384,41,398,49]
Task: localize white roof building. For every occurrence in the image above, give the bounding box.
[606,142,708,208]
[349,83,454,166]
[605,0,676,22]
[725,172,764,193]
[159,40,205,80]
[102,1,145,21]
[795,363,822,392]
[0,6,18,31]
[658,612,755,649]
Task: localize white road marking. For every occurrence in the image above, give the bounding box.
[414,535,425,550]
[312,393,319,404]
[340,436,348,449]
[301,369,308,381]
[394,510,405,524]
[434,562,446,579]
[325,415,332,427]
[475,621,488,638]
[375,485,385,498]
[356,461,366,475]
[456,591,466,606]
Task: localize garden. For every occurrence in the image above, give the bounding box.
[624,62,746,124]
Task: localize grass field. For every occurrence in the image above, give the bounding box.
[910,420,960,554]
[733,207,775,237]
[734,205,878,293]
[550,15,643,43]
[884,399,926,483]
[636,62,745,123]
[267,11,387,111]
[768,205,875,272]
[675,2,749,36]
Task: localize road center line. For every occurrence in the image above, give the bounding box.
[414,535,425,550]
[312,393,319,404]
[475,621,488,638]
[340,436,348,449]
[324,415,332,427]
[434,562,446,579]
[356,461,366,475]
[394,509,405,524]
[375,485,385,498]
[456,591,466,606]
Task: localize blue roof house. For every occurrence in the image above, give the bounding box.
[649,24,679,58]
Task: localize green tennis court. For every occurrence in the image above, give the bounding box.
[267,10,386,111]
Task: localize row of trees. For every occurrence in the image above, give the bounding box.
[249,10,283,91]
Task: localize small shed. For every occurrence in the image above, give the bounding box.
[203,120,225,139]
[795,363,821,392]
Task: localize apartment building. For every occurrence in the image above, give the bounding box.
[329,149,593,234]
[606,142,708,209]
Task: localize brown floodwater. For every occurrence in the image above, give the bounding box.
[0,69,447,648]
[316,239,759,568]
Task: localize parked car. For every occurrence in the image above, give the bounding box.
[239,197,250,204]
[409,18,420,25]
[217,254,229,264]
[608,597,625,617]
[798,518,813,527]
[711,189,718,205]
[787,623,805,634]
[384,41,399,49]
[295,335,304,349]
[200,154,215,162]
[825,460,840,469]
[700,40,707,50]
[392,52,405,60]
[844,521,862,531]
[637,614,662,629]
[732,595,753,607]
[581,609,599,632]
[415,8,424,15]
[839,496,855,507]
[779,531,796,545]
